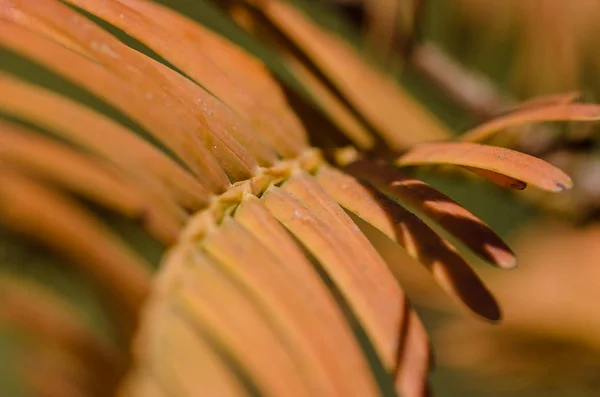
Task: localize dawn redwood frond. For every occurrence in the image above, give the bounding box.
[265,179,406,370]
[0,121,183,244]
[123,246,249,397]
[63,0,310,159]
[0,20,230,190]
[246,0,449,148]
[5,0,261,182]
[174,250,315,397]
[119,371,165,397]
[315,165,500,320]
[234,196,380,395]
[1,0,596,396]
[203,217,379,396]
[151,59,278,168]
[0,123,145,217]
[461,103,600,143]
[0,170,150,336]
[144,307,250,397]
[130,247,251,397]
[396,141,573,192]
[395,311,432,397]
[228,1,379,152]
[339,158,517,268]
[0,73,211,210]
[0,278,124,389]
[285,55,376,149]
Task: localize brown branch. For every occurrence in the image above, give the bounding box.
[409,42,515,120]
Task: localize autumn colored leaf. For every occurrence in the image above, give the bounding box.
[1,0,597,396]
[130,246,251,397]
[0,121,182,244]
[11,0,264,182]
[203,217,379,396]
[174,249,315,397]
[315,165,501,321]
[0,169,150,336]
[285,56,376,149]
[247,0,450,149]
[396,141,573,192]
[234,196,380,395]
[0,72,211,210]
[0,278,124,385]
[62,0,309,159]
[0,18,231,190]
[395,311,432,397]
[262,184,403,370]
[461,103,600,143]
[338,159,517,268]
[151,309,250,397]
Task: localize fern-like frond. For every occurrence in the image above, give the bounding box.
[0,1,594,397]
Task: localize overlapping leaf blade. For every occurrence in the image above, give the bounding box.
[396,142,573,192]
[0,72,210,209]
[462,103,600,143]
[315,165,500,321]
[237,0,450,148]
